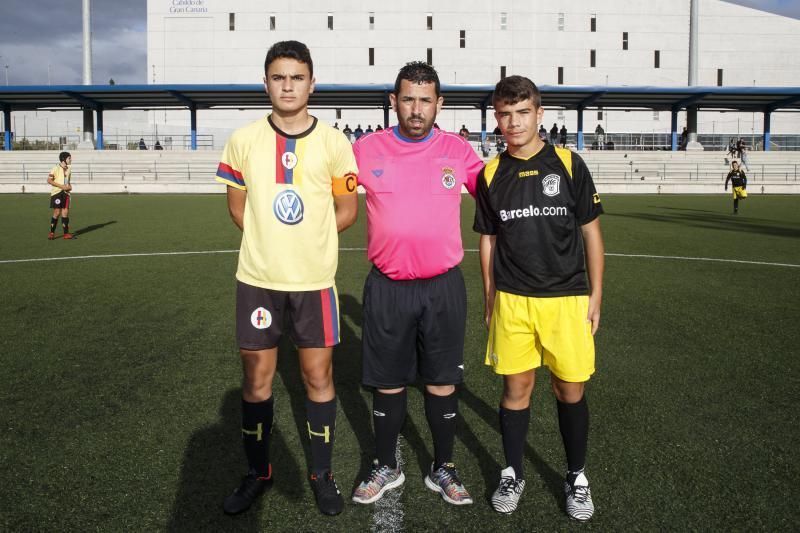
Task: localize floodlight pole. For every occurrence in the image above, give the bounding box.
[79,0,96,149]
[686,0,703,150]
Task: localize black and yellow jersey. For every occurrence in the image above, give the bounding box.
[725,170,747,189]
[473,143,603,297]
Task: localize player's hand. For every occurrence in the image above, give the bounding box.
[65,184,73,192]
[587,293,601,335]
[484,291,496,330]
[724,187,727,191]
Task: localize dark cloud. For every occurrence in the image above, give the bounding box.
[0,0,145,85]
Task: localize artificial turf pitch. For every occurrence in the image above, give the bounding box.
[1,193,799,531]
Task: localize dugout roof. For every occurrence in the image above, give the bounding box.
[1,84,800,112]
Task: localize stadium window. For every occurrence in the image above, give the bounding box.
[460,30,466,48]
[328,13,334,30]
[558,13,565,31]
[622,32,628,50]
[558,66,564,85]
[717,68,724,86]
[229,13,235,31]
[269,14,276,30]
[653,110,660,121]
[427,48,433,65]
[369,12,375,30]
[369,48,375,66]
[427,13,433,30]
[654,50,660,68]
[500,65,506,79]
[591,14,596,32]
[500,12,508,30]
[597,109,603,120]
[558,110,565,121]
[590,49,596,68]
[336,108,342,119]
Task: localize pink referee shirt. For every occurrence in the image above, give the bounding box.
[353,126,483,280]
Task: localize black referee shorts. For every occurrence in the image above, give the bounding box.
[361,266,467,389]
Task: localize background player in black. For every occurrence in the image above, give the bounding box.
[724,160,748,214]
[474,75,604,520]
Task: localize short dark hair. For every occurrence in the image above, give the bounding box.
[264,40,313,76]
[59,151,71,163]
[492,75,541,108]
[394,61,440,96]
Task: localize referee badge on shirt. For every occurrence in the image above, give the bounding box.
[251,307,272,330]
[441,167,456,190]
[542,174,561,197]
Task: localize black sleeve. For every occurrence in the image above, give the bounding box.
[725,172,731,188]
[742,172,747,188]
[573,154,604,225]
[472,169,498,235]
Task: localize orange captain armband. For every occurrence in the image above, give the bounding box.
[332,173,358,196]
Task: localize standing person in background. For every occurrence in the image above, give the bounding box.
[550,123,559,145]
[215,40,358,518]
[47,151,74,240]
[351,61,483,507]
[559,124,568,147]
[538,124,548,142]
[724,160,747,215]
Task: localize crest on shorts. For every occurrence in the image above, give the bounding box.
[54,198,62,206]
[542,174,561,197]
[441,167,456,190]
[251,307,272,330]
[490,352,499,366]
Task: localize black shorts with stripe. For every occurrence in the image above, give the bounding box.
[361,266,467,388]
[50,192,70,209]
[236,281,340,350]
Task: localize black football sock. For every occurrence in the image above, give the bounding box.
[62,217,70,234]
[50,217,58,233]
[733,199,739,211]
[499,405,530,480]
[373,389,407,469]
[306,397,337,476]
[241,396,274,479]
[557,396,589,477]
[424,390,459,468]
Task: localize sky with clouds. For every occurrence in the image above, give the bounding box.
[0,0,797,86]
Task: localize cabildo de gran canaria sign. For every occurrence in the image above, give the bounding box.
[169,0,208,14]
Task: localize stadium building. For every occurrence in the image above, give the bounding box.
[145,0,800,145]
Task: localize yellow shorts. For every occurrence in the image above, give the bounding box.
[485,291,595,382]
[732,186,747,200]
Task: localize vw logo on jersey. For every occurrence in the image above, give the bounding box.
[542,174,561,197]
[281,151,298,170]
[273,190,304,225]
[251,307,272,330]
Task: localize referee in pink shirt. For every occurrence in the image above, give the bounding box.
[350,62,484,506]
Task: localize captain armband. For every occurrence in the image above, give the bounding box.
[332,173,358,196]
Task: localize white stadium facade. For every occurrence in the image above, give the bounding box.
[144,0,800,145]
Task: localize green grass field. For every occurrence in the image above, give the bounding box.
[2,193,799,531]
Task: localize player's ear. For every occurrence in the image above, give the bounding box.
[536,104,544,124]
[436,95,444,115]
[309,76,316,94]
[263,76,269,96]
[389,92,398,113]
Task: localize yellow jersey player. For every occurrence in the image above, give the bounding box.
[724,161,747,214]
[215,40,358,517]
[47,151,74,240]
[473,76,605,521]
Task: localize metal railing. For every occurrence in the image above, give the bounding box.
[1,134,215,151]
[0,161,218,182]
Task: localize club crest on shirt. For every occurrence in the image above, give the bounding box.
[441,167,456,190]
[273,190,304,225]
[371,169,384,177]
[542,174,561,197]
[251,307,272,330]
[281,151,298,170]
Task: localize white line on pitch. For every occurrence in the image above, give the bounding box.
[1,248,798,269]
[371,438,405,533]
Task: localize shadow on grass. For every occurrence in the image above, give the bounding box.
[609,210,800,238]
[73,220,117,236]
[459,386,563,506]
[166,388,302,532]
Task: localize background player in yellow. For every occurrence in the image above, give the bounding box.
[724,160,748,215]
[47,151,74,240]
[215,41,358,517]
[473,76,605,520]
